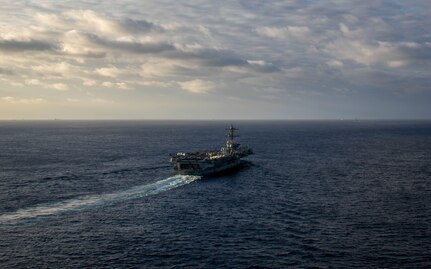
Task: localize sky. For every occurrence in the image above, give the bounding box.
[0,0,430,120]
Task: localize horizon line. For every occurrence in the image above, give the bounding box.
[0,118,430,121]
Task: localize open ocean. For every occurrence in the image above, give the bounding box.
[0,120,430,268]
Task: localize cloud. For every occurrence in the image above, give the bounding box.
[35,10,162,37]
[60,30,107,58]
[62,10,123,36]
[102,81,114,88]
[66,96,114,104]
[51,83,69,91]
[256,26,310,40]
[115,82,130,90]
[1,1,431,119]
[86,33,176,54]
[178,79,215,93]
[0,67,14,75]
[386,60,406,68]
[0,8,281,96]
[339,23,350,35]
[63,10,162,36]
[326,59,344,68]
[32,62,74,77]
[167,46,281,73]
[120,18,162,34]
[24,79,41,85]
[140,59,196,78]
[93,98,115,104]
[102,81,132,90]
[80,33,268,73]
[82,79,97,86]
[0,39,55,52]
[324,40,431,68]
[101,81,130,89]
[172,46,247,67]
[95,66,122,78]
[247,60,279,73]
[1,96,46,104]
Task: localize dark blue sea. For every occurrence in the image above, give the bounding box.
[0,120,430,268]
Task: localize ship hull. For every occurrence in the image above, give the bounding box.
[174,159,241,176]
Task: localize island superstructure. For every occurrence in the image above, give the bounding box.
[170,125,253,176]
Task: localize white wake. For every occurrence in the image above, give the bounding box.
[0,174,199,224]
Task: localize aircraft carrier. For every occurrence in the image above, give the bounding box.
[170,125,253,176]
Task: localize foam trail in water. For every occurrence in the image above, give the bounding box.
[0,174,199,224]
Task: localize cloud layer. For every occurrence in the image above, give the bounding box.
[1,0,430,119]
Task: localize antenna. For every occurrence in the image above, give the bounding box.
[226,124,239,154]
[226,124,239,140]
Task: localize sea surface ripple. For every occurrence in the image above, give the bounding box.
[0,120,430,268]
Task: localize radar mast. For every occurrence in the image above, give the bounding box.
[226,124,238,154]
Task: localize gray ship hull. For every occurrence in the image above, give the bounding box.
[175,159,241,176]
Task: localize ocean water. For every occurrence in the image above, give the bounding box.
[0,120,430,268]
